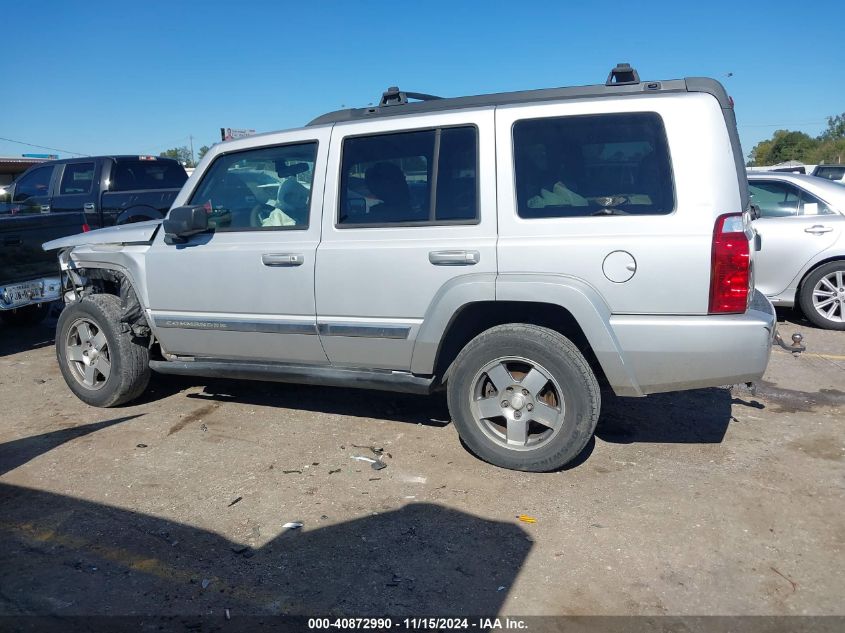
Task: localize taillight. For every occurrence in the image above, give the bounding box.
[82,224,91,232]
[709,213,750,314]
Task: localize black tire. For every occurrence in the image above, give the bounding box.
[798,261,845,330]
[0,303,50,327]
[55,294,150,407]
[446,324,600,472]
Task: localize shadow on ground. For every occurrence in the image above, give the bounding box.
[0,316,57,357]
[0,483,529,617]
[596,387,733,445]
[147,375,736,445]
[141,374,452,428]
[0,415,143,477]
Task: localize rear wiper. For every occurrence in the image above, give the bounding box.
[591,208,630,216]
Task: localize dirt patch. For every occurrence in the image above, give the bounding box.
[167,403,219,436]
[789,435,844,461]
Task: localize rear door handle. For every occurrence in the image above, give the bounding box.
[805,225,834,235]
[429,250,480,266]
[262,253,304,267]
[83,203,96,211]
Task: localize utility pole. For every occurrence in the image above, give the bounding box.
[189,135,195,167]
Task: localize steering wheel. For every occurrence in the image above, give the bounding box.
[250,203,272,227]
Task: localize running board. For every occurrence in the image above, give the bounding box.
[148,359,434,395]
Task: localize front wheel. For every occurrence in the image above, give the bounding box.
[56,294,150,407]
[798,261,845,330]
[447,324,601,472]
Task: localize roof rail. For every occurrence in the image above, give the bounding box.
[379,86,443,107]
[606,63,640,86]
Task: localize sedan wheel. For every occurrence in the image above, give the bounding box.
[811,270,845,324]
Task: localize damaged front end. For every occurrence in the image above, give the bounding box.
[59,248,151,340]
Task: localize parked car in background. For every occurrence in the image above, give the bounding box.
[45,65,777,471]
[1,205,86,325]
[749,172,845,329]
[811,164,845,184]
[8,156,187,229]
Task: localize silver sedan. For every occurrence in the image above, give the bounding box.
[749,172,845,329]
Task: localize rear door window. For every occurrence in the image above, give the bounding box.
[111,160,188,191]
[748,181,801,217]
[512,112,674,218]
[59,162,96,195]
[338,126,478,226]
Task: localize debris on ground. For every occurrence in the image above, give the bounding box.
[351,455,376,464]
[282,522,303,530]
[351,444,384,456]
[136,444,148,448]
[227,496,243,507]
[497,585,506,591]
[201,578,211,589]
[282,469,303,474]
[329,469,341,474]
[518,514,537,524]
[199,423,208,432]
[371,460,387,471]
[225,609,231,621]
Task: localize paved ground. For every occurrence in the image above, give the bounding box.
[0,308,842,618]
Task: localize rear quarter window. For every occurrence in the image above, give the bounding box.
[512,112,674,218]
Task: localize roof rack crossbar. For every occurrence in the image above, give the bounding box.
[380,86,443,107]
[606,63,640,86]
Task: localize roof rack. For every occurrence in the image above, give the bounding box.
[606,62,640,86]
[307,64,729,127]
[379,87,442,107]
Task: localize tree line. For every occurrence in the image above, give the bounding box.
[747,113,845,166]
[159,144,211,168]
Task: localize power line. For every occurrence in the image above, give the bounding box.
[0,135,88,157]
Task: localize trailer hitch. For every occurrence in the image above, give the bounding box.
[774,331,805,354]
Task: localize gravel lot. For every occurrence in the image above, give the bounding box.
[0,308,843,618]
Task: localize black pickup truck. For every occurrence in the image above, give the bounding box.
[0,207,87,325]
[6,155,188,229]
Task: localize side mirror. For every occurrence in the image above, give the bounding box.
[163,205,209,242]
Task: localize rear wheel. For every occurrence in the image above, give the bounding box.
[798,261,845,330]
[56,294,150,407]
[0,304,50,327]
[447,324,600,472]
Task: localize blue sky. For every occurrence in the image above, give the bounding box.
[2,0,842,162]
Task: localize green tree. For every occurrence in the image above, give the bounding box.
[197,145,211,161]
[160,146,194,167]
[819,113,845,142]
[748,130,818,166]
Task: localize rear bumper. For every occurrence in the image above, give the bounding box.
[608,290,776,396]
[0,276,62,311]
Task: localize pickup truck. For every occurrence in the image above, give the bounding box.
[0,207,86,325]
[5,156,187,229]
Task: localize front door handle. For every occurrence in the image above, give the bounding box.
[40,205,50,213]
[805,225,834,235]
[429,250,480,266]
[83,203,95,211]
[262,253,304,267]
